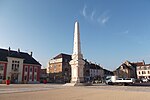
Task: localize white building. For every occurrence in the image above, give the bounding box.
[89,63,104,80]
[137,64,150,80]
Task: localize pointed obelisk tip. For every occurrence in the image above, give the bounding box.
[74,21,79,33]
[75,21,78,24]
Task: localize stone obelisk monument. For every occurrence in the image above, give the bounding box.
[69,21,85,86]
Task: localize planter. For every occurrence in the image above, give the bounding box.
[6,80,10,85]
[43,80,47,84]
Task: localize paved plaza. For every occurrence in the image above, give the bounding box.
[0,84,150,100]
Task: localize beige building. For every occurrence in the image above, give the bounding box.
[114,60,144,79]
[47,53,105,83]
[47,53,71,83]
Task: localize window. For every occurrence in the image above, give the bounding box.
[0,64,4,70]
[0,74,3,79]
[30,67,32,72]
[12,64,14,70]
[25,67,28,72]
[139,71,140,74]
[34,68,37,72]
[54,66,56,72]
[144,67,147,70]
[12,60,19,71]
[17,64,19,68]
[34,75,37,80]
[24,76,27,80]
[142,71,146,74]
[29,75,32,80]
[148,71,150,74]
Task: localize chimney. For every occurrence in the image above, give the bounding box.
[8,47,11,51]
[8,47,11,55]
[30,52,33,57]
[18,48,20,52]
[142,60,145,65]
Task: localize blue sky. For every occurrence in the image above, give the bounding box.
[0,0,150,70]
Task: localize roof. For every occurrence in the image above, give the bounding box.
[132,62,145,66]
[53,53,71,59]
[121,63,132,70]
[0,48,41,66]
[89,63,103,69]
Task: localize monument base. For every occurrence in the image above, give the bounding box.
[63,82,92,86]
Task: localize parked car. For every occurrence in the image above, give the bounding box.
[141,78,148,83]
[105,76,135,85]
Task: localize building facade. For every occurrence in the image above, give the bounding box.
[47,53,104,83]
[114,60,145,79]
[47,53,71,83]
[40,68,47,82]
[89,63,104,81]
[136,64,150,80]
[0,48,41,83]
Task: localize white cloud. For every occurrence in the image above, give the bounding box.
[97,11,110,25]
[90,10,96,20]
[82,5,87,17]
[97,16,110,24]
[124,30,129,34]
[101,16,110,24]
[81,5,110,25]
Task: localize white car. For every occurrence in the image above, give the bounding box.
[141,78,148,83]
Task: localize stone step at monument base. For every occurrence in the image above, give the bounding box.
[63,82,92,86]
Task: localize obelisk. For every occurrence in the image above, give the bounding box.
[69,21,85,84]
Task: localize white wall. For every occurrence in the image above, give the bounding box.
[137,65,150,79]
[90,69,104,78]
[6,57,24,83]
